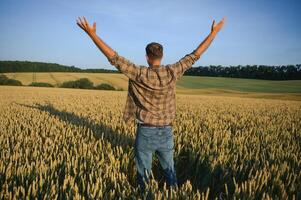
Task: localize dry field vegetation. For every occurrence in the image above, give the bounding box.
[3,72,301,101]
[0,86,300,199]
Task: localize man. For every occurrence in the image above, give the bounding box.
[76,16,225,193]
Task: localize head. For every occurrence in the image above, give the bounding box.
[145,42,163,66]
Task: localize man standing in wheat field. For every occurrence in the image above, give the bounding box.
[77,16,225,193]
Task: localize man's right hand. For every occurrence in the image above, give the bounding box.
[211,17,226,35]
[76,16,97,37]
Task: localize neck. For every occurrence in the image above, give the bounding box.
[149,60,161,67]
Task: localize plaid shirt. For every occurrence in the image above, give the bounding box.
[108,51,200,126]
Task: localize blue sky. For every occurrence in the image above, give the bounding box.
[0,0,300,69]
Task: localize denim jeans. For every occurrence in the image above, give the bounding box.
[134,123,178,192]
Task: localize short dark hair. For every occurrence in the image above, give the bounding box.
[145,42,163,59]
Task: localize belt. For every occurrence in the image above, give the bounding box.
[138,122,172,128]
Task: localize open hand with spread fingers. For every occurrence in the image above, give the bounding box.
[76,16,115,58]
[76,16,97,36]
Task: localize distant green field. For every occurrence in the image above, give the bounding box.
[3,72,301,100]
[177,76,301,93]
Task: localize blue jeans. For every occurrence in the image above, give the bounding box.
[134,123,178,192]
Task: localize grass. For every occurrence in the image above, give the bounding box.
[2,72,301,100]
[176,76,301,93]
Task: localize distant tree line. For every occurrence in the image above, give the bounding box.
[1,60,301,80]
[184,64,301,80]
[0,61,118,73]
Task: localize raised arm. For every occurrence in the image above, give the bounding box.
[76,17,141,81]
[194,17,226,58]
[77,17,115,59]
[169,17,226,79]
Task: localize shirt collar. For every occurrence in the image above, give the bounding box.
[149,65,162,69]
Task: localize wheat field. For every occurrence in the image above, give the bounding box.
[0,86,300,199]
